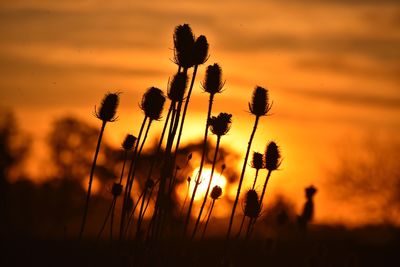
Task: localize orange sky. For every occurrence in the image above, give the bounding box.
[0,0,399,226]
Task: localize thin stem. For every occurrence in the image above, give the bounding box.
[184,93,214,235]
[135,187,148,239]
[252,169,260,190]
[245,217,254,240]
[226,115,260,240]
[124,190,145,238]
[120,116,148,239]
[179,179,191,217]
[110,198,117,241]
[236,215,246,239]
[97,197,115,241]
[79,120,106,240]
[201,199,215,239]
[192,135,221,239]
[174,64,198,160]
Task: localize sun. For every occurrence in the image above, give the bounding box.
[188,167,227,201]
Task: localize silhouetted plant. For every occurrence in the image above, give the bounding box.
[120,87,165,238]
[184,63,224,236]
[247,141,282,237]
[97,134,136,240]
[192,113,232,238]
[79,92,119,239]
[243,189,261,239]
[173,24,195,71]
[173,34,209,172]
[201,185,222,239]
[298,185,317,230]
[227,86,271,240]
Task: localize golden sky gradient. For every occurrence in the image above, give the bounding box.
[0,0,399,226]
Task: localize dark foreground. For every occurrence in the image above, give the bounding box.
[2,225,399,267]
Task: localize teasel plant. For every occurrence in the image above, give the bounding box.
[191,113,232,238]
[120,87,165,239]
[184,63,225,236]
[226,86,272,240]
[173,23,196,74]
[174,34,209,160]
[148,71,189,239]
[248,141,282,237]
[79,92,119,240]
[236,151,264,238]
[96,134,136,241]
[201,185,222,239]
[243,189,261,240]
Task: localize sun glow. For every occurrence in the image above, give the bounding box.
[188,167,227,201]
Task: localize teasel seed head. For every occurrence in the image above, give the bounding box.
[265,141,282,171]
[146,179,155,189]
[210,185,222,200]
[193,35,209,65]
[244,189,261,219]
[140,87,166,121]
[249,86,272,117]
[208,112,232,137]
[168,72,188,102]
[122,134,136,151]
[202,63,225,95]
[173,24,195,69]
[251,151,264,170]
[95,92,119,122]
[111,182,123,196]
[305,185,317,199]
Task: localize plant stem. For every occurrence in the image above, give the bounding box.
[201,199,215,239]
[174,64,198,161]
[120,116,147,239]
[252,169,260,189]
[184,93,214,236]
[97,197,115,240]
[192,135,221,239]
[79,120,106,240]
[226,115,260,240]
[236,215,246,239]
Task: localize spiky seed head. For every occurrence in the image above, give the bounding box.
[146,179,154,189]
[111,183,123,196]
[251,152,264,170]
[95,92,119,122]
[202,63,224,95]
[122,134,136,151]
[305,185,317,199]
[193,35,209,65]
[140,87,166,121]
[244,189,261,218]
[265,141,281,171]
[210,185,222,200]
[168,72,188,102]
[209,112,232,136]
[173,24,195,69]
[249,86,272,117]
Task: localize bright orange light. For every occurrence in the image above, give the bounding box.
[188,167,227,201]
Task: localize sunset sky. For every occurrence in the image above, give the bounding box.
[1,0,399,226]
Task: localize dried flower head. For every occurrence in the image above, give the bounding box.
[146,179,155,189]
[168,72,188,102]
[251,152,264,170]
[305,185,317,199]
[210,185,222,200]
[122,134,136,151]
[244,189,261,218]
[249,86,272,117]
[202,63,224,95]
[111,182,123,196]
[173,24,195,69]
[95,92,119,122]
[140,87,166,121]
[208,113,232,136]
[265,141,281,171]
[193,35,209,65]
